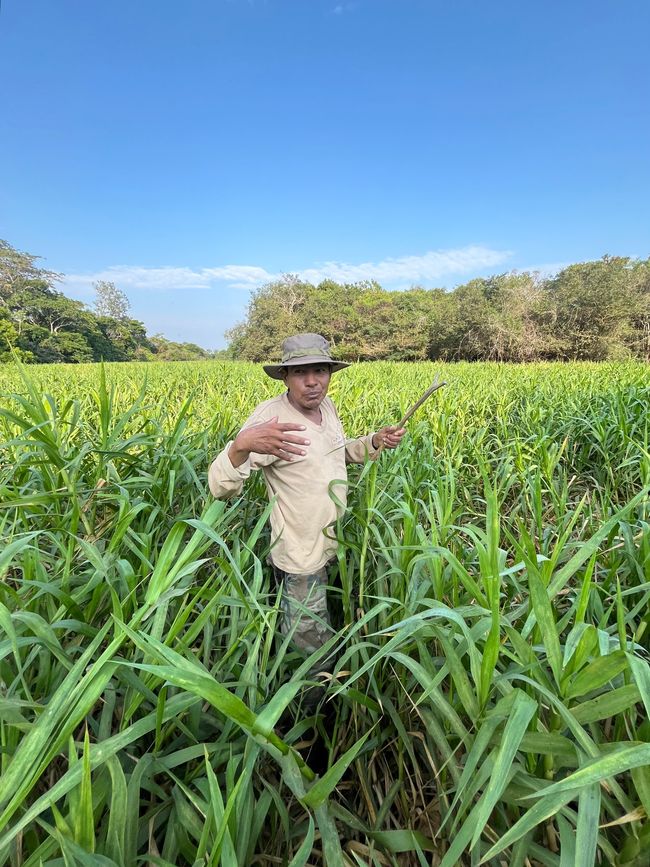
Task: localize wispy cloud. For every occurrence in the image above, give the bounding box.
[62,245,513,294]
[64,264,274,292]
[300,246,512,286]
[203,265,275,288]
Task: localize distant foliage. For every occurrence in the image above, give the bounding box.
[145,335,216,361]
[227,257,650,362]
[93,279,131,320]
[2,239,649,364]
[0,240,218,363]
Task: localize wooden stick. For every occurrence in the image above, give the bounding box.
[397,375,447,427]
[375,375,447,455]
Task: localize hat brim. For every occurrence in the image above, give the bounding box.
[262,356,351,380]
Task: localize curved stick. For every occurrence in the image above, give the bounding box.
[397,375,447,427]
[374,375,447,456]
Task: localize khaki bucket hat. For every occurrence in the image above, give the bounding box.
[263,333,351,380]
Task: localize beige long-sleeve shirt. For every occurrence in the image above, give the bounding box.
[208,392,379,573]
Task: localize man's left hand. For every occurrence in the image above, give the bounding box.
[372,425,407,450]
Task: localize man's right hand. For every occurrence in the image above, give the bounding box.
[228,416,311,467]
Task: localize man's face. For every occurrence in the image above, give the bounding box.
[283,364,332,412]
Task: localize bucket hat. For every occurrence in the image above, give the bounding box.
[262,333,350,380]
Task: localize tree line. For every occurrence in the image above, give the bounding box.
[227,257,650,362]
[0,240,217,363]
[2,238,649,364]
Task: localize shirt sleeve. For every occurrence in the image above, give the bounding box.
[207,405,277,499]
[344,432,381,464]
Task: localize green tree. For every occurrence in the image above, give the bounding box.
[0,315,32,361]
[428,273,557,361]
[353,288,399,359]
[392,288,444,360]
[95,317,154,361]
[38,332,94,363]
[546,257,641,360]
[628,258,650,359]
[149,335,214,361]
[298,280,365,356]
[0,240,167,363]
[0,239,60,303]
[93,280,131,320]
[22,291,89,335]
[480,272,555,361]
[225,276,312,360]
[430,278,495,360]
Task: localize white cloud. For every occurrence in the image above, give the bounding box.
[202,265,275,288]
[299,246,512,286]
[62,245,512,294]
[64,264,275,292]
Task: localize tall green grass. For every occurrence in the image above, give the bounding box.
[0,360,649,866]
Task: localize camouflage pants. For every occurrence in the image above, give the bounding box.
[271,565,335,713]
[273,565,332,656]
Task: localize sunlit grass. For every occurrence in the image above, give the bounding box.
[0,360,649,866]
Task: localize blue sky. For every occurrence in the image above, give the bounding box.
[1,0,649,349]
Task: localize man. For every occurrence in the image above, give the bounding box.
[208,333,405,700]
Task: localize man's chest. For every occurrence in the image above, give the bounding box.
[270,415,346,479]
[302,419,345,465]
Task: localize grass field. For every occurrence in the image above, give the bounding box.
[0,359,649,867]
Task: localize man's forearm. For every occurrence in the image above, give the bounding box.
[344,433,380,464]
